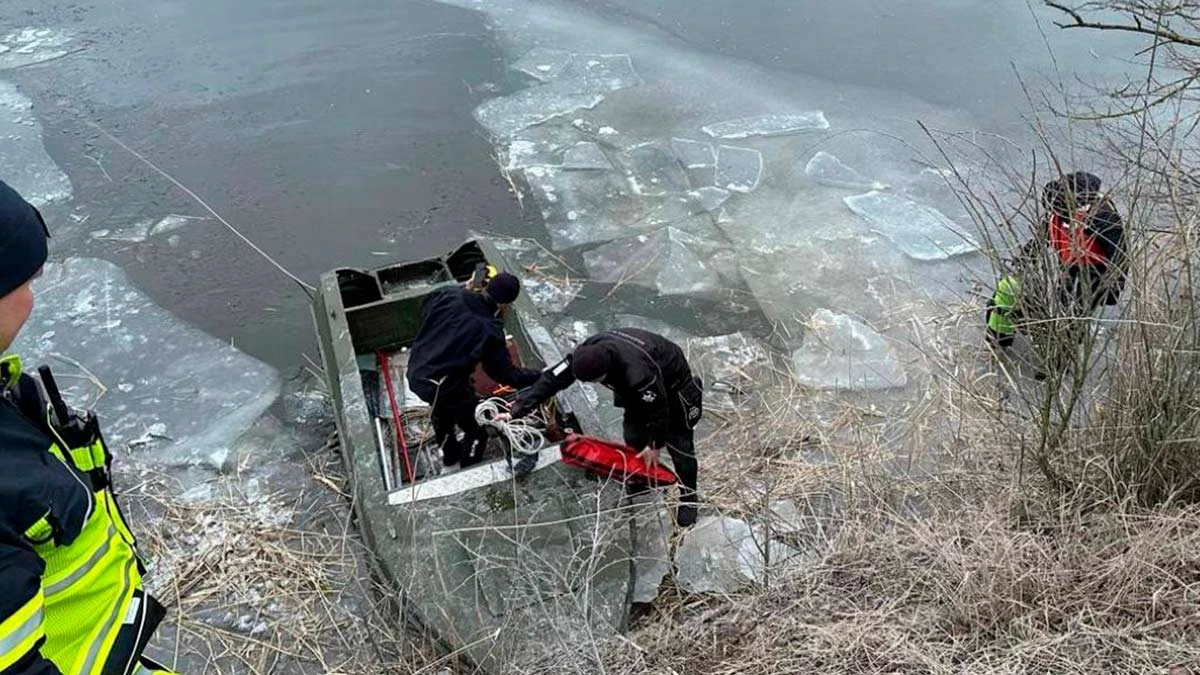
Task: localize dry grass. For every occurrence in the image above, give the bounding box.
[130,433,453,675]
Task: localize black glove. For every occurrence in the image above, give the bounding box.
[509,399,534,420]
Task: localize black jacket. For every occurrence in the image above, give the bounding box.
[1,375,93,675]
[405,285,540,400]
[519,328,696,443]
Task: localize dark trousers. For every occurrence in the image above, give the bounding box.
[412,380,485,465]
[623,416,699,503]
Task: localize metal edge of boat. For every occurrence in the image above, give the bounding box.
[310,236,635,673]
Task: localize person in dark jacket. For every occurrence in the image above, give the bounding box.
[0,179,177,674]
[406,272,541,468]
[986,171,1127,351]
[510,328,704,527]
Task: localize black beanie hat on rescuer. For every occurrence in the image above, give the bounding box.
[485,272,521,305]
[0,179,49,298]
[571,344,612,382]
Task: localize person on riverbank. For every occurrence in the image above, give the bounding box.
[986,171,1126,371]
[510,328,704,527]
[0,178,177,675]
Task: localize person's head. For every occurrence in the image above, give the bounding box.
[1045,171,1102,218]
[570,344,612,383]
[483,272,521,311]
[0,180,49,352]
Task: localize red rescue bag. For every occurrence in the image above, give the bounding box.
[559,433,677,487]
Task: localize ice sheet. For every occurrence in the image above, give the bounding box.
[790,309,906,390]
[622,142,690,196]
[716,145,763,193]
[12,258,281,467]
[675,515,799,593]
[844,190,979,261]
[0,81,72,208]
[687,187,730,214]
[477,51,641,138]
[670,137,715,168]
[561,142,611,170]
[490,237,583,313]
[583,227,727,296]
[528,167,714,249]
[511,47,575,82]
[702,112,830,139]
[802,151,887,190]
[0,28,74,70]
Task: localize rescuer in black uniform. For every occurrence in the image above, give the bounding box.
[510,328,704,527]
[406,272,541,468]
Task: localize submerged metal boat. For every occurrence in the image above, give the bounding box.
[311,238,635,672]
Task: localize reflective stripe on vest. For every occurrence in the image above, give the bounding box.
[1049,211,1106,266]
[0,591,46,671]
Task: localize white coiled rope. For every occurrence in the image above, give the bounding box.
[474,397,547,457]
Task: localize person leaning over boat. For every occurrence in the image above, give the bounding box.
[405,271,541,468]
[0,179,177,675]
[509,328,703,527]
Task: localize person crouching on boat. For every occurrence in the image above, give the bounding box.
[509,328,704,527]
[406,272,542,468]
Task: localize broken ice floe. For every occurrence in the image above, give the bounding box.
[477,50,641,137]
[630,494,673,603]
[716,145,763,193]
[90,215,200,243]
[0,28,74,70]
[583,227,726,296]
[701,112,829,140]
[12,258,281,466]
[674,516,800,593]
[512,47,576,82]
[553,318,598,352]
[803,151,888,191]
[622,142,690,196]
[529,167,716,249]
[561,142,611,170]
[490,237,582,314]
[0,81,72,207]
[670,137,716,168]
[522,275,582,314]
[843,190,979,261]
[790,309,906,390]
[687,187,730,214]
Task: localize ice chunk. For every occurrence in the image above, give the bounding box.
[622,142,690,196]
[716,145,763,193]
[511,47,575,82]
[583,227,726,296]
[12,258,281,465]
[702,112,829,140]
[844,190,978,260]
[553,319,598,351]
[790,309,906,390]
[687,187,730,214]
[675,516,799,593]
[529,168,716,249]
[0,81,72,208]
[150,214,200,236]
[686,333,772,388]
[477,52,640,138]
[475,85,605,138]
[522,275,582,314]
[802,151,888,191]
[670,137,715,168]
[92,219,154,243]
[0,28,74,70]
[630,494,673,603]
[561,142,610,171]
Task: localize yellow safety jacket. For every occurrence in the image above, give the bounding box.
[0,355,175,675]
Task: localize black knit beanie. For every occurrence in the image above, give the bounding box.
[571,345,612,382]
[485,272,521,305]
[0,179,49,298]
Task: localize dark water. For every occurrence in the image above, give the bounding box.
[7,0,528,372]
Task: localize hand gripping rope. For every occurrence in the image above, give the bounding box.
[474,398,547,458]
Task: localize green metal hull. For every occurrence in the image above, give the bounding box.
[311,238,633,672]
